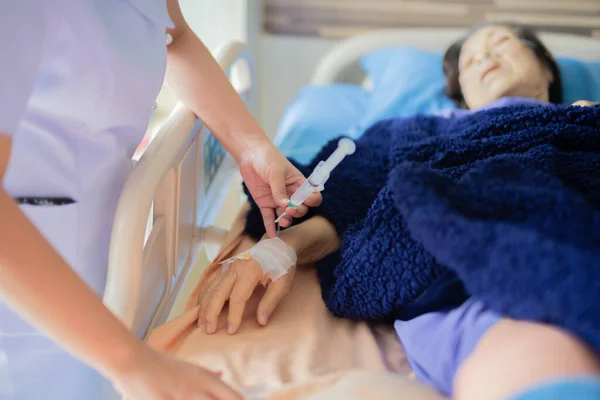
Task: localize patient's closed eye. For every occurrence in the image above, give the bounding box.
[460,55,475,71]
[491,34,510,45]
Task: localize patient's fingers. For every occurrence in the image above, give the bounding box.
[227,272,261,334]
[202,272,237,334]
[197,272,223,326]
[256,268,296,325]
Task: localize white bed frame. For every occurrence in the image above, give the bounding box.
[103,29,599,341]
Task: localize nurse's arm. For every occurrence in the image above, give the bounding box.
[165,0,268,161]
[0,135,242,400]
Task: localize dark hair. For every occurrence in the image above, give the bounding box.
[442,24,563,108]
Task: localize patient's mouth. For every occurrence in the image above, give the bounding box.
[480,64,500,82]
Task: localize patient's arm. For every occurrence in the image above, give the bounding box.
[277,215,340,265]
[196,212,340,335]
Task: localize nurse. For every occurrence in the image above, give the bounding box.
[0,1,320,400]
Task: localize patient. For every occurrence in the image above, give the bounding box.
[194,24,600,399]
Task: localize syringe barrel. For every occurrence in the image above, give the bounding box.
[290,179,318,206]
[310,138,355,186]
[288,138,355,207]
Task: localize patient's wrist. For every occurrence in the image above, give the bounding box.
[227,236,297,281]
[279,232,302,255]
[261,232,301,256]
[275,218,340,264]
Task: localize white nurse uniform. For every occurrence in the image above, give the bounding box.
[0,1,173,398]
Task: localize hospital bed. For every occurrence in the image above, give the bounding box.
[103,29,600,399]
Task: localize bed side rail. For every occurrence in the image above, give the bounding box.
[103,41,255,338]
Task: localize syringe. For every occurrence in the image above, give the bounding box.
[275,138,356,224]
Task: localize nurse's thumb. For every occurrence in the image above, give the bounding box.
[268,167,290,208]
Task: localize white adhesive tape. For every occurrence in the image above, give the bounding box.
[219,238,297,281]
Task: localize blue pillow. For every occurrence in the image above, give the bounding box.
[558,57,600,104]
[357,48,456,130]
[275,84,369,164]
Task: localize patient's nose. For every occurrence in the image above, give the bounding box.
[476,51,496,67]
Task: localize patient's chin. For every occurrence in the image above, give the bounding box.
[486,78,516,100]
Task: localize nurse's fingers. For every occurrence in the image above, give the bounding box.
[190,395,212,400]
[279,191,321,222]
[196,368,242,400]
[260,207,277,238]
[227,270,261,335]
[202,272,237,334]
[203,381,242,400]
[256,268,295,326]
[275,207,293,228]
[284,204,309,219]
[303,191,323,208]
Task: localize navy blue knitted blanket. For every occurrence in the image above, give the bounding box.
[244,103,600,352]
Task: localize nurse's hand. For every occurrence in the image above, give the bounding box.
[238,140,322,238]
[196,256,295,335]
[113,346,241,400]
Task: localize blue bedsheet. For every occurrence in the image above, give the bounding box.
[245,103,600,353]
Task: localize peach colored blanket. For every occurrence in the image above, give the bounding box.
[146,211,442,399]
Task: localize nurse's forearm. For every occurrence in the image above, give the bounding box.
[0,189,144,378]
[166,26,266,161]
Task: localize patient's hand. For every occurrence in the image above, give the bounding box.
[196,256,296,335]
[572,100,598,107]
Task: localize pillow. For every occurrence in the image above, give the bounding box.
[275,84,369,164]
[357,48,456,130]
[558,58,600,104]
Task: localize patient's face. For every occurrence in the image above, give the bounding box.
[458,25,553,109]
